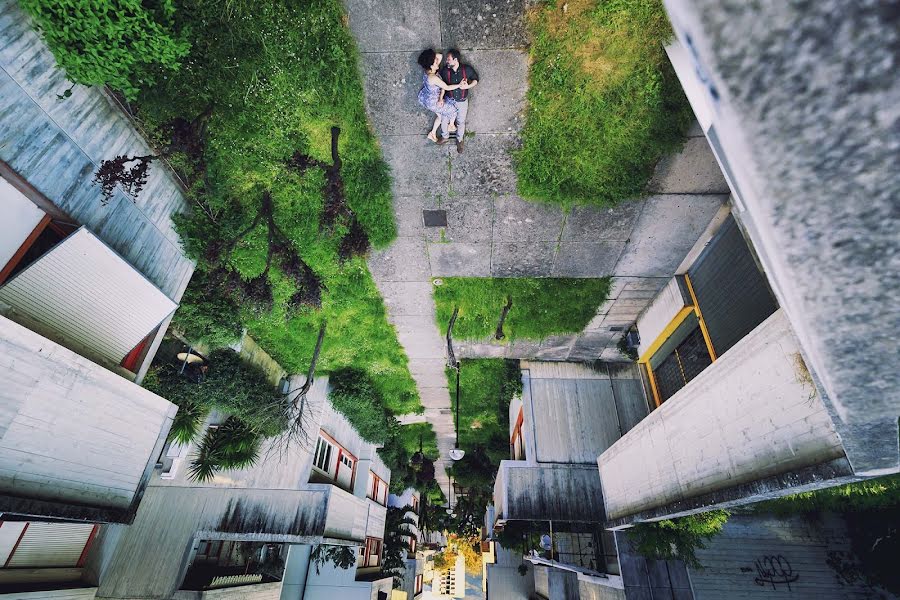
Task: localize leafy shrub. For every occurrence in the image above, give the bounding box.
[627,510,730,568]
[21,0,189,99]
[188,416,261,482]
[329,368,396,445]
[145,349,287,438]
[755,473,900,516]
[167,399,209,445]
[169,271,244,348]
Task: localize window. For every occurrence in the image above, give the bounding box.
[415,574,423,594]
[364,537,382,567]
[411,496,419,513]
[368,471,387,505]
[313,436,334,475]
[408,536,417,553]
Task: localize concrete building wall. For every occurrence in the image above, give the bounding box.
[689,514,878,600]
[0,315,175,520]
[495,462,605,523]
[597,309,844,522]
[577,578,627,600]
[10,591,97,600]
[0,0,193,302]
[486,564,534,599]
[662,0,899,476]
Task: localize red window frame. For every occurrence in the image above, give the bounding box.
[415,574,423,594]
[368,471,387,505]
[314,431,357,488]
[363,537,382,567]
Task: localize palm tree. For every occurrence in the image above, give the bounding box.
[168,399,209,445]
[383,505,418,587]
[188,417,261,482]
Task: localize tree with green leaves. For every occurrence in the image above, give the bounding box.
[382,505,417,588]
[20,0,189,99]
[627,510,730,569]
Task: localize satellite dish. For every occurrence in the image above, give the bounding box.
[449,448,465,461]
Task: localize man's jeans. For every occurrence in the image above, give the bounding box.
[454,100,468,140]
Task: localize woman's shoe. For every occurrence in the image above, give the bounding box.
[427,132,438,143]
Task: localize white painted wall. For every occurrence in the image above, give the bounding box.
[0,175,44,269]
[598,309,844,521]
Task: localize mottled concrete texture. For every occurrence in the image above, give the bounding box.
[440,0,531,48]
[344,0,441,52]
[667,0,900,474]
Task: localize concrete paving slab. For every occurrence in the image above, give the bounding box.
[368,237,432,281]
[552,241,624,277]
[382,135,451,196]
[428,241,492,276]
[344,0,441,52]
[439,0,530,49]
[686,119,704,137]
[418,386,452,407]
[561,202,644,242]
[491,241,556,277]
[613,194,726,277]
[395,327,447,359]
[424,195,494,243]
[392,195,427,238]
[458,342,508,358]
[450,134,519,195]
[455,49,528,134]
[378,281,436,316]
[601,347,631,362]
[623,278,669,293]
[359,52,436,136]
[607,277,629,299]
[493,195,565,242]
[535,336,575,360]
[647,137,730,194]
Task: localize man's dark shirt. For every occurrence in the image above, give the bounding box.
[441,63,479,102]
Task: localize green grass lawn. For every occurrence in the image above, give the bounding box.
[516,0,694,205]
[123,0,420,417]
[434,277,610,341]
[447,359,522,466]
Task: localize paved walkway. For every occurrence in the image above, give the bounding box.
[343,0,729,491]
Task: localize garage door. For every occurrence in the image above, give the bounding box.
[1,521,97,568]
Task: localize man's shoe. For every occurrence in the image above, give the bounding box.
[456,140,464,153]
[437,137,450,145]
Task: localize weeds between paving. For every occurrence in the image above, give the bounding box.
[516,0,694,205]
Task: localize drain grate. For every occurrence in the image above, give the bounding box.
[423,209,448,227]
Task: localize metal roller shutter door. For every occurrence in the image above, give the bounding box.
[6,522,95,568]
[687,215,778,356]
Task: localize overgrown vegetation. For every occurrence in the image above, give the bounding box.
[755,474,900,595]
[145,349,287,438]
[517,0,693,205]
[626,510,730,569]
[434,278,610,341]
[144,349,288,480]
[20,0,189,100]
[329,369,441,498]
[28,1,421,417]
[382,505,417,587]
[447,359,523,536]
[754,474,900,516]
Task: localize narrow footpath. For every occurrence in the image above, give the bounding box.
[343,0,532,494]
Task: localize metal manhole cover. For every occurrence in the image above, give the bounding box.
[423,209,448,227]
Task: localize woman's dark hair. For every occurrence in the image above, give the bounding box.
[418,49,436,71]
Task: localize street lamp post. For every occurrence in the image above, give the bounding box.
[446,307,465,462]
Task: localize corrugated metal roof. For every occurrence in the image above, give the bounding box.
[0,227,177,365]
